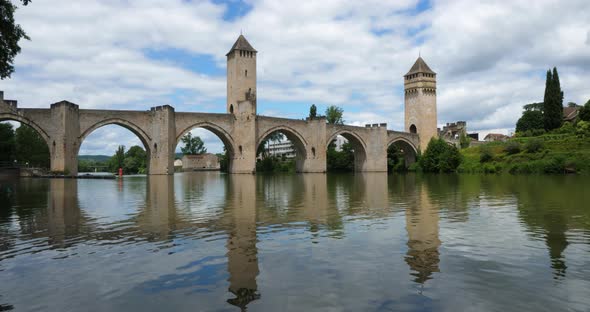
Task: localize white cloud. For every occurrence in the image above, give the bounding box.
[3,0,590,154]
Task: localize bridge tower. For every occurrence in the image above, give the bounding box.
[404,57,437,150]
[226,34,257,115]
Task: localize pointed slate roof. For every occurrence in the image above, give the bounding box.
[226,35,257,56]
[405,57,435,76]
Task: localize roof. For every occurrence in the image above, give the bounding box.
[226,35,257,56]
[405,57,436,76]
[563,106,580,121]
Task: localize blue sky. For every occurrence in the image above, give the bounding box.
[1,0,589,155]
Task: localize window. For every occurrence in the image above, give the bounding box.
[410,124,417,134]
[245,70,248,77]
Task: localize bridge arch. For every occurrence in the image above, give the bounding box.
[176,121,238,172]
[256,125,309,172]
[0,113,51,146]
[387,137,418,170]
[79,118,152,154]
[326,130,368,172]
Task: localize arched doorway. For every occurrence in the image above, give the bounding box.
[326,132,367,172]
[78,122,150,175]
[410,124,417,134]
[256,127,308,173]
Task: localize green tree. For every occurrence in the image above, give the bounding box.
[309,104,317,119]
[0,0,30,79]
[543,67,563,131]
[124,145,147,174]
[578,99,590,122]
[15,124,49,168]
[459,133,470,149]
[0,122,15,162]
[180,132,207,155]
[516,110,544,133]
[419,138,462,173]
[326,141,354,172]
[109,145,125,172]
[325,105,344,124]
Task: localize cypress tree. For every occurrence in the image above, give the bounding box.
[543,68,563,131]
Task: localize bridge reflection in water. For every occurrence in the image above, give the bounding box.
[1,173,588,310]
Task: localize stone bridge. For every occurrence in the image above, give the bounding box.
[1,92,420,175]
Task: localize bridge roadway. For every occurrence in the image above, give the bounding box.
[0,94,419,175]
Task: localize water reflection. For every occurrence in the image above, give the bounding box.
[0,173,589,311]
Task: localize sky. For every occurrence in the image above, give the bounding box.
[1,0,589,155]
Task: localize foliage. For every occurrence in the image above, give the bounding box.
[419,138,462,173]
[459,133,470,149]
[257,131,285,158]
[479,146,494,163]
[180,132,206,155]
[525,138,544,153]
[516,110,544,133]
[327,141,354,172]
[0,122,15,162]
[325,105,344,124]
[387,143,405,172]
[256,156,295,173]
[576,120,590,137]
[309,104,317,119]
[504,141,521,155]
[0,0,30,79]
[124,145,147,174]
[523,102,544,111]
[552,122,575,135]
[217,147,229,172]
[15,124,49,168]
[543,68,563,131]
[579,99,590,122]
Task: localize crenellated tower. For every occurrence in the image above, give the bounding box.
[226,34,257,115]
[404,57,437,150]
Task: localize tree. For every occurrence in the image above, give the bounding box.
[15,124,49,168]
[109,145,125,172]
[0,122,15,162]
[180,132,207,155]
[124,145,147,174]
[419,138,461,173]
[578,99,590,122]
[257,131,284,158]
[1,0,30,79]
[516,110,544,133]
[543,67,563,131]
[459,133,470,149]
[309,104,317,119]
[325,105,344,124]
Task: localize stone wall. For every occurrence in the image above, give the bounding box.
[182,154,220,171]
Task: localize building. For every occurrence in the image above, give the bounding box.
[439,121,467,140]
[404,57,438,149]
[563,106,581,123]
[265,141,295,159]
[484,133,509,142]
[174,159,183,167]
[181,153,220,171]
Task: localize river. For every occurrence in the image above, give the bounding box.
[1,173,589,311]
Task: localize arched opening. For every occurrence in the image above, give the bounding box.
[78,124,150,176]
[0,119,50,172]
[410,124,417,134]
[256,127,307,173]
[229,104,234,114]
[387,139,418,173]
[326,132,367,172]
[175,123,235,173]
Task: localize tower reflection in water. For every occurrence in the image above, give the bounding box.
[404,179,441,285]
[225,174,260,309]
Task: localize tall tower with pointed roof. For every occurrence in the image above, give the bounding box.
[227,34,257,115]
[404,57,437,150]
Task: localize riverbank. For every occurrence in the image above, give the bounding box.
[458,133,590,174]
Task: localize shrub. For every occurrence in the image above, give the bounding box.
[576,120,590,137]
[419,138,462,173]
[480,146,494,163]
[532,129,546,136]
[525,138,544,153]
[504,142,521,155]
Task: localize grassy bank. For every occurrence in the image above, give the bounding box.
[458,134,590,174]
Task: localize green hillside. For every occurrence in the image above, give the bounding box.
[78,155,110,163]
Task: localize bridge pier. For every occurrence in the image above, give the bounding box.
[148,106,176,175]
[49,101,80,175]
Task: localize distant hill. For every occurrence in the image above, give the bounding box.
[78,155,110,163]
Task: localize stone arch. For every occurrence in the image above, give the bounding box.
[78,118,152,155]
[176,121,237,172]
[387,137,418,169]
[0,113,51,146]
[326,130,368,172]
[256,125,309,172]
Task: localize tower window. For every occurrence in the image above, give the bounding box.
[245,70,248,77]
[410,124,417,134]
